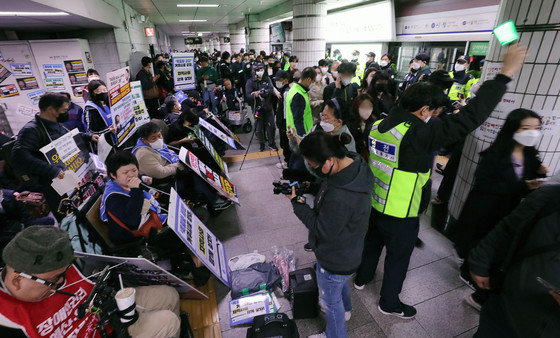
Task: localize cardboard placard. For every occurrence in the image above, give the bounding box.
[208,115,246,150]
[194,126,229,178]
[229,291,279,326]
[168,188,230,286]
[179,147,239,204]
[172,53,196,91]
[198,118,237,149]
[75,251,208,299]
[130,81,150,127]
[107,67,135,146]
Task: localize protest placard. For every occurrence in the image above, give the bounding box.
[194,126,229,178]
[172,53,196,90]
[130,81,150,127]
[107,67,135,145]
[208,114,245,149]
[198,118,237,149]
[168,188,230,287]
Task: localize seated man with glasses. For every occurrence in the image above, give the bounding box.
[0,226,181,338]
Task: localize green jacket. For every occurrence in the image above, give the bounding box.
[196,66,218,83]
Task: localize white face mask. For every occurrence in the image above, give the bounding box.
[256,70,264,77]
[150,138,164,150]
[320,121,335,132]
[315,74,322,82]
[341,78,351,86]
[513,129,541,147]
[359,108,372,121]
[320,67,328,74]
[267,68,273,75]
[412,62,421,70]
[88,76,100,82]
[380,60,388,67]
[275,81,284,88]
[331,71,338,78]
[454,63,466,72]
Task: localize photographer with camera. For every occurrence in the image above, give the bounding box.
[285,131,373,338]
[0,226,181,337]
[245,63,280,152]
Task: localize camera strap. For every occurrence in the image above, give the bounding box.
[118,303,139,326]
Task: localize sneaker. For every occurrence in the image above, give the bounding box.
[269,143,278,151]
[212,199,232,211]
[353,281,365,290]
[308,332,326,338]
[465,293,482,311]
[276,162,288,169]
[345,311,351,321]
[459,272,476,291]
[378,302,417,319]
[303,242,313,252]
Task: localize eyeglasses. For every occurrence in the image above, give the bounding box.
[16,265,72,289]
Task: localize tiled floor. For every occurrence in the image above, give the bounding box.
[201,130,479,338]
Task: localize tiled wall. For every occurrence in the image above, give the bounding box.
[292,0,326,69]
[229,26,247,54]
[448,0,560,219]
[247,14,270,54]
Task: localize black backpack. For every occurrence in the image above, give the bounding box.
[246,313,299,338]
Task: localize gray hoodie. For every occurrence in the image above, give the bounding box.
[292,153,374,274]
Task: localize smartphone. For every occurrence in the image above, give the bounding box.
[536,276,560,293]
[493,21,519,46]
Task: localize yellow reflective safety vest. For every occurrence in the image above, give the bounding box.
[285,83,313,135]
[448,72,478,101]
[368,120,431,218]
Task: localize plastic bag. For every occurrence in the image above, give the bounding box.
[228,251,266,272]
[230,262,282,299]
[272,246,296,292]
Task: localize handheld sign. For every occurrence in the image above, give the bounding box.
[208,114,246,150]
[107,67,135,146]
[194,126,229,178]
[493,21,518,46]
[168,188,231,287]
[198,118,237,149]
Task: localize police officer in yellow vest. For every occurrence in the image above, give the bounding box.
[448,55,478,101]
[353,45,527,319]
[285,67,316,137]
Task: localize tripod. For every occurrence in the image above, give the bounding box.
[239,95,283,170]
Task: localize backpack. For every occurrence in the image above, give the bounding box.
[246,313,299,338]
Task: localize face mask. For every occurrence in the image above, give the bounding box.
[275,81,284,88]
[321,67,328,74]
[359,108,372,121]
[341,78,351,86]
[88,76,100,82]
[412,62,421,70]
[312,161,334,179]
[315,74,322,82]
[256,70,264,77]
[331,71,338,78]
[380,60,388,67]
[320,121,335,132]
[513,130,541,147]
[149,138,164,150]
[454,63,466,72]
[94,92,108,103]
[56,111,69,123]
[267,68,273,75]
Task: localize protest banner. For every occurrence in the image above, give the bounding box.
[107,67,135,145]
[168,188,230,287]
[130,81,150,127]
[208,114,245,150]
[194,126,229,178]
[198,118,237,149]
[75,251,207,299]
[179,147,239,204]
[172,53,196,90]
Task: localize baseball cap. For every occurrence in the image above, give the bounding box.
[274,70,289,80]
[415,52,430,62]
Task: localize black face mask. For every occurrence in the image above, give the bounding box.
[410,68,418,74]
[311,161,334,179]
[94,92,108,103]
[56,111,69,123]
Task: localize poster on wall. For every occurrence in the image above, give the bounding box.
[179,147,239,204]
[45,78,66,91]
[68,72,87,85]
[0,84,19,98]
[27,89,45,105]
[42,64,64,78]
[168,188,230,287]
[130,81,150,127]
[0,64,11,84]
[538,110,560,136]
[16,77,39,90]
[64,60,85,73]
[10,63,33,77]
[107,67,135,146]
[475,117,503,141]
[16,105,39,118]
[72,85,84,97]
[172,53,196,90]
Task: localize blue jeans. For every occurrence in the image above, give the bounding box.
[202,89,218,115]
[316,262,352,338]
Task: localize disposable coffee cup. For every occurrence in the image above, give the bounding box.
[115,287,136,323]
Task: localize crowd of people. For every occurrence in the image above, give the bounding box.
[0,42,559,338]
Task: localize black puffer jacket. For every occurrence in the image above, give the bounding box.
[469,185,560,337]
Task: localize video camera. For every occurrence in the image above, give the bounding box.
[272,180,306,196]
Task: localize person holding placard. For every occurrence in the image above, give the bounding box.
[84,80,117,145]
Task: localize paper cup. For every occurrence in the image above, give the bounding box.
[115,287,136,323]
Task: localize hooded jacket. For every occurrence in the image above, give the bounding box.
[292,153,374,274]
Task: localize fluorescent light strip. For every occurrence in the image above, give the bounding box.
[179,19,207,22]
[177,4,219,8]
[0,11,69,16]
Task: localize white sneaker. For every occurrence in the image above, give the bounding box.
[465,294,482,312]
[308,332,327,338]
[276,162,288,169]
[353,281,365,290]
[345,311,351,321]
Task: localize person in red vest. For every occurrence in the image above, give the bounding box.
[0,226,181,337]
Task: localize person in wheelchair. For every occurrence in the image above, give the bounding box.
[216,78,242,112]
[166,109,199,149]
[0,226,181,338]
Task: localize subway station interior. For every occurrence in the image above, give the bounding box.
[0,0,559,337]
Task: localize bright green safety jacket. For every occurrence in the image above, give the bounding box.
[448,71,479,101]
[285,83,313,135]
[368,120,431,218]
